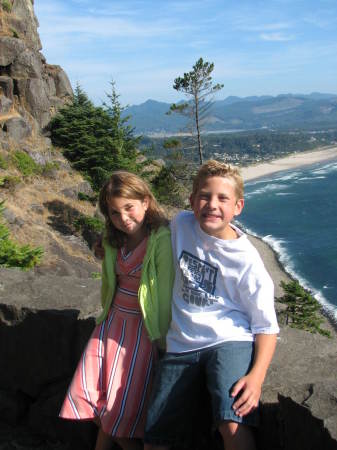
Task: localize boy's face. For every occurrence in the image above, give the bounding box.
[190,176,244,240]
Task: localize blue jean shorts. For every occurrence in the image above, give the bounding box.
[144,341,258,446]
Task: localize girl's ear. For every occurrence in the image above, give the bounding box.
[143,196,150,211]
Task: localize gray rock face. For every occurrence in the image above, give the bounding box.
[0,1,73,145]
[0,76,14,99]
[3,116,32,141]
[0,95,12,114]
[0,37,26,66]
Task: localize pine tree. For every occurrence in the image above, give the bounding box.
[169,58,223,165]
[50,83,139,190]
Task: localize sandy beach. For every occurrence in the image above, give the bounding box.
[240,145,337,182]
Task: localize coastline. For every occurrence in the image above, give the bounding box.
[238,146,337,332]
[240,145,337,182]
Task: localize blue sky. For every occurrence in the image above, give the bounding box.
[35,0,337,106]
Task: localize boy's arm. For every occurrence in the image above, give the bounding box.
[231,333,277,417]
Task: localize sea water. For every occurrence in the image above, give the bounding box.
[237,159,337,322]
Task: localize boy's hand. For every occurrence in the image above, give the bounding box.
[231,373,262,417]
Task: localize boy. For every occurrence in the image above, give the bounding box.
[144,160,279,450]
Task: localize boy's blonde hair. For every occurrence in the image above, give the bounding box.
[192,160,244,200]
[99,171,168,247]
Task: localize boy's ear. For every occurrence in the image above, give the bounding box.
[234,198,244,216]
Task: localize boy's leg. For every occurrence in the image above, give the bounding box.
[144,351,202,448]
[204,342,258,450]
[218,421,256,450]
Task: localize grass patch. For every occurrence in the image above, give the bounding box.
[0,155,8,170]
[278,280,331,337]
[12,151,41,177]
[0,175,21,190]
[11,151,60,178]
[0,201,43,270]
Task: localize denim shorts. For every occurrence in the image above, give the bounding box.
[144,341,258,446]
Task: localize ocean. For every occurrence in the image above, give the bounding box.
[237,158,337,323]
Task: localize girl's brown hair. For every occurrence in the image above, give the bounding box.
[99,171,168,247]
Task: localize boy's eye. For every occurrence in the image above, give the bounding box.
[199,194,209,199]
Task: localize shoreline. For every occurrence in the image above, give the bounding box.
[239,146,337,332]
[240,145,337,182]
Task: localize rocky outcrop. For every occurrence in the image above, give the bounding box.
[0,0,72,148]
[0,267,336,450]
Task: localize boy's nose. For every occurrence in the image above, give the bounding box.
[208,196,218,208]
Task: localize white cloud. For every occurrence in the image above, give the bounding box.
[260,32,295,41]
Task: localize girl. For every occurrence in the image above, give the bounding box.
[60,171,174,450]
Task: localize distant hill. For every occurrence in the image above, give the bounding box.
[124,93,337,135]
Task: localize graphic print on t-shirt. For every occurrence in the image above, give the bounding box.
[179,250,218,307]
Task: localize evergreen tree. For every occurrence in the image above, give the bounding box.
[50,83,139,190]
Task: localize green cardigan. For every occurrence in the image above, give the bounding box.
[96,226,174,347]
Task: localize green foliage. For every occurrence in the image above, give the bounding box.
[0,175,21,190]
[91,271,102,279]
[152,164,190,208]
[74,214,104,234]
[50,82,140,191]
[12,151,40,176]
[169,57,223,165]
[0,201,43,269]
[77,191,98,204]
[0,155,8,169]
[1,0,12,12]
[11,28,19,38]
[278,280,331,337]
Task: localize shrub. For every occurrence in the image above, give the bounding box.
[0,201,43,269]
[74,214,104,248]
[277,280,331,337]
[1,0,12,12]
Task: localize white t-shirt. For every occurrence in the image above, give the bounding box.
[166,211,279,353]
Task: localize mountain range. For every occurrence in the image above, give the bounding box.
[124,93,337,135]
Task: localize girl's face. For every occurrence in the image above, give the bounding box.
[107,196,149,237]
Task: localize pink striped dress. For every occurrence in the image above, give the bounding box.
[60,238,155,438]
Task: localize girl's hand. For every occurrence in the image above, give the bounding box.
[231,374,262,417]
[93,234,105,259]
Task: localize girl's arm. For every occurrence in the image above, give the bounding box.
[154,230,175,347]
[231,333,277,417]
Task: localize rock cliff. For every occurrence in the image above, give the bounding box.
[1,267,337,450]
[0,0,72,147]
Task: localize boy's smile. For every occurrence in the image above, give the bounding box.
[190,176,244,240]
